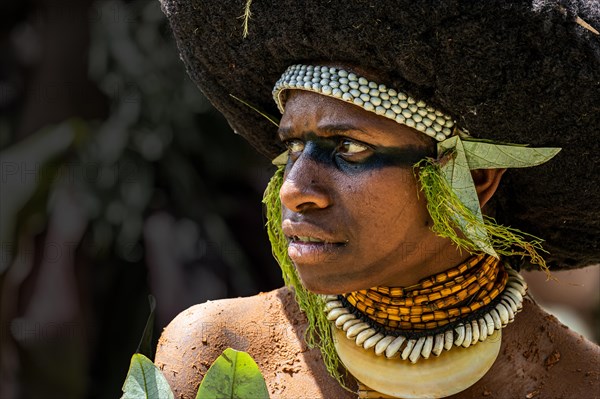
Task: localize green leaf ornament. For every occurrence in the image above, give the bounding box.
[437,137,496,256]
[461,139,561,169]
[436,136,560,257]
[121,354,174,399]
[195,348,269,399]
[271,150,289,166]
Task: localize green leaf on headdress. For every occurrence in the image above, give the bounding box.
[438,137,497,256]
[461,140,561,169]
[272,151,289,166]
[432,135,561,258]
[195,348,269,399]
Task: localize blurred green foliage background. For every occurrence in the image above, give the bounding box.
[0,0,281,397]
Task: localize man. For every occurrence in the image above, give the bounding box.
[156,1,600,397]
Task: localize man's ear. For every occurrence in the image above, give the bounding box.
[471,169,506,208]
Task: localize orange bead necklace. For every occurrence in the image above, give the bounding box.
[342,253,508,333]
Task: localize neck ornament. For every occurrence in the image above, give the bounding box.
[323,256,528,397]
[344,253,505,332]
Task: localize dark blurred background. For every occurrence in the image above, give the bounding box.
[1,1,281,397]
[0,1,597,398]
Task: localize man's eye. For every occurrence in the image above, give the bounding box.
[285,140,305,154]
[338,140,369,156]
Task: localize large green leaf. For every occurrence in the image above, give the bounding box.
[196,348,269,399]
[438,137,496,256]
[121,354,174,399]
[462,140,561,169]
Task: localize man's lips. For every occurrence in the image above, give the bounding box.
[281,219,346,245]
[282,219,348,263]
[289,235,328,243]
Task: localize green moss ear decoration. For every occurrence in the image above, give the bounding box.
[262,163,347,388]
[195,348,269,399]
[417,135,561,275]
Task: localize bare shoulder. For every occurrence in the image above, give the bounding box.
[155,286,353,399]
[155,287,296,397]
[460,297,600,398]
[516,298,600,397]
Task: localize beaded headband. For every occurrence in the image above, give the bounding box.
[272,64,455,142]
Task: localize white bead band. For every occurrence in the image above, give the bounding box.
[273,64,455,142]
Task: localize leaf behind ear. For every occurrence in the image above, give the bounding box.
[196,348,269,399]
[438,137,496,256]
[462,140,561,169]
[121,354,174,399]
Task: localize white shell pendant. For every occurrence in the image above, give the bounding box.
[356,328,377,346]
[421,335,434,359]
[326,307,349,321]
[444,330,454,351]
[342,318,361,332]
[409,337,427,363]
[385,336,406,359]
[346,322,370,339]
[401,339,417,360]
[374,336,396,356]
[335,313,355,328]
[432,333,445,356]
[334,326,502,399]
[470,320,480,345]
[462,323,472,348]
[363,333,385,350]
[454,324,465,347]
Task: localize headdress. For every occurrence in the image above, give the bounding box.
[160,0,600,270]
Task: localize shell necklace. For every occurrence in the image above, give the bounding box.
[323,255,527,398]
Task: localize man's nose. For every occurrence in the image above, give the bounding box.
[279,152,333,213]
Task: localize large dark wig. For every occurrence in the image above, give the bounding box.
[160,0,600,269]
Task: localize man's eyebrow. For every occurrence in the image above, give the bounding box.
[277,124,373,140]
[318,123,372,137]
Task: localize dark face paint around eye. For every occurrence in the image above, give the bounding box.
[290,132,433,174]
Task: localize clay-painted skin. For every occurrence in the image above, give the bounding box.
[278,91,472,294]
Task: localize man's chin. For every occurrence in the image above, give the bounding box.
[296,271,359,296]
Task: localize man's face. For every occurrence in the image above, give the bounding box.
[278,91,464,295]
